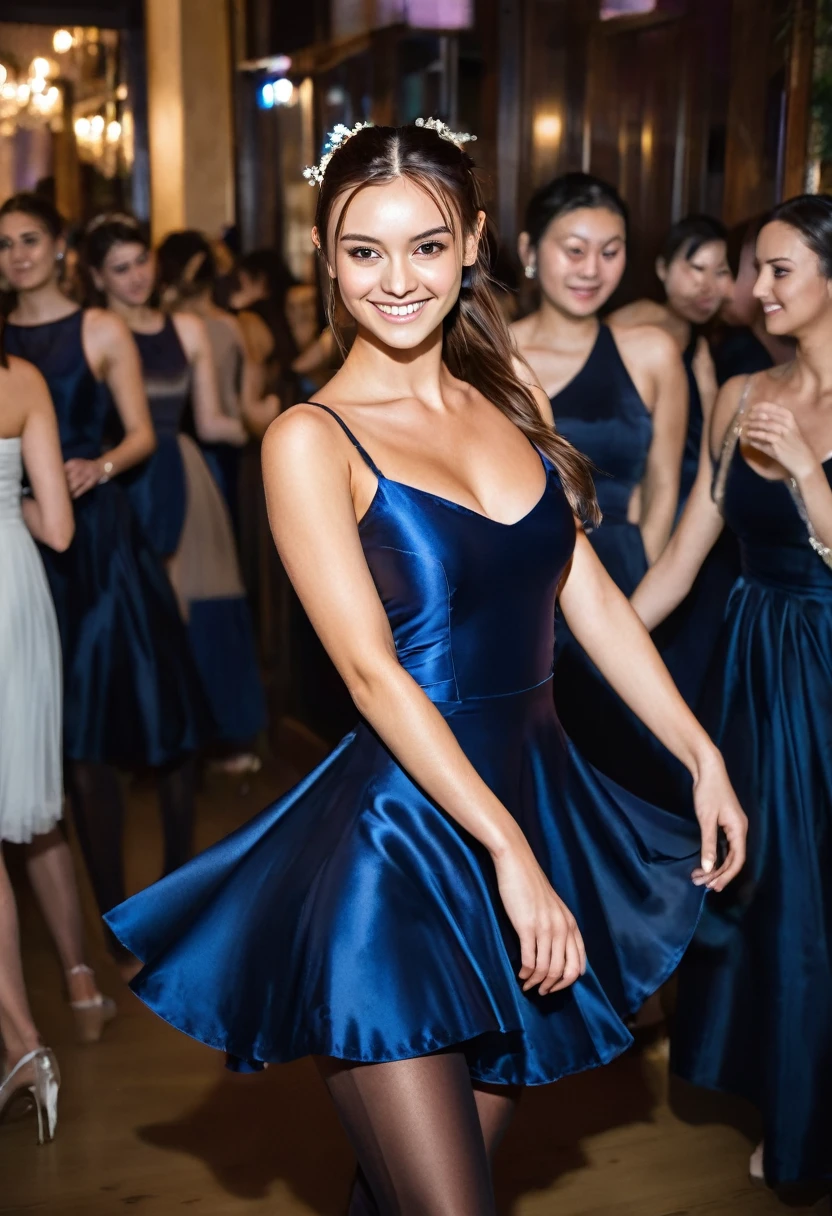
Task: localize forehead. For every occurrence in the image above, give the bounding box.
[0,211,51,237]
[331,176,452,241]
[756,220,811,259]
[546,206,625,241]
[105,240,148,263]
[674,238,727,263]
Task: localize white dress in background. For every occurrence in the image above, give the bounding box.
[0,437,63,842]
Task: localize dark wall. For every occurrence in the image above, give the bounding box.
[0,1,142,27]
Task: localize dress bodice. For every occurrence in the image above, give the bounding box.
[314,405,576,702]
[723,446,832,596]
[134,317,191,438]
[4,312,113,461]
[549,325,652,521]
[0,438,22,525]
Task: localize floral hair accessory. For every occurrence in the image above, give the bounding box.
[303,121,374,186]
[302,116,477,187]
[414,117,477,149]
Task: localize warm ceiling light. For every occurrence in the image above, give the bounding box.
[106,120,121,143]
[534,113,562,145]
[53,29,74,54]
[32,57,51,78]
[74,116,91,138]
[90,114,105,135]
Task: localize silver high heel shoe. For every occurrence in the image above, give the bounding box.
[0,1048,60,1144]
[67,964,117,1044]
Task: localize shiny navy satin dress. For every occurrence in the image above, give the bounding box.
[673,446,832,1186]
[128,318,265,746]
[106,404,704,1084]
[4,311,209,767]
[657,335,740,709]
[550,325,688,807]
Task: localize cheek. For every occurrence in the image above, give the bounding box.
[600,254,626,290]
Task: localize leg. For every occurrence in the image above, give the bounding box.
[318,1051,496,1216]
[157,756,196,877]
[473,1081,521,1160]
[25,827,98,1005]
[65,761,126,917]
[0,849,41,1069]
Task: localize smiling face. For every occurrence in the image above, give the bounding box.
[0,210,64,292]
[92,240,156,307]
[659,239,732,324]
[532,206,626,318]
[316,175,482,350]
[753,220,832,338]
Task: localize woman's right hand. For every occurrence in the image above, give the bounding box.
[493,843,586,996]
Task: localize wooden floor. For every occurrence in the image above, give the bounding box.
[1,754,828,1216]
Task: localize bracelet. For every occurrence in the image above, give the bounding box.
[98,459,115,485]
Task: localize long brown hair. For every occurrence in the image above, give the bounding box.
[313,124,600,525]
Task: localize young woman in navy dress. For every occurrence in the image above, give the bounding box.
[0,194,210,968]
[83,215,267,766]
[511,175,689,807]
[106,123,746,1212]
[633,195,832,1187]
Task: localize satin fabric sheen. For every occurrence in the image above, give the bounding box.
[549,325,690,807]
[4,312,210,767]
[107,407,704,1085]
[673,447,832,1185]
[128,319,266,745]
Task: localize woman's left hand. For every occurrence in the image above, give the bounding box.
[743,403,819,482]
[64,457,104,499]
[691,750,748,892]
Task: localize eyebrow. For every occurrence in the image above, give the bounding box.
[340,226,452,244]
[756,256,795,266]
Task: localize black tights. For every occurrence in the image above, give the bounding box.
[318,1052,520,1215]
[67,757,196,931]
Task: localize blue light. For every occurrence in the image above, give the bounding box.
[259,82,275,109]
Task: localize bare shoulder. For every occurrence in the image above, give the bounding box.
[262,402,351,476]
[5,353,49,397]
[611,320,678,370]
[171,311,207,352]
[608,299,667,329]
[84,306,128,343]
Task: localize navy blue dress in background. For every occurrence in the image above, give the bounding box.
[673,444,832,1186]
[4,311,208,768]
[128,318,266,747]
[106,406,704,1084]
[549,325,688,807]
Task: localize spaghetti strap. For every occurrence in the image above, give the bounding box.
[305,401,383,478]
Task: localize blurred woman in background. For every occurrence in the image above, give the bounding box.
[611,214,730,509]
[0,334,114,1143]
[511,173,688,808]
[0,193,210,969]
[84,215,267,773]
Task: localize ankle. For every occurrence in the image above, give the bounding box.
[66,964,100,1004]
[4,1033,42,1073]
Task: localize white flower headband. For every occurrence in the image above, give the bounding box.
[302,116,477,187]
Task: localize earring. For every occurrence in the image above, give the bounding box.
[524,263,536,280]
[56,251,65,263]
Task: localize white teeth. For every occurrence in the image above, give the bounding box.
[375,301,424,316]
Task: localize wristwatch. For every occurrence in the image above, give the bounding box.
[98,459,115,484]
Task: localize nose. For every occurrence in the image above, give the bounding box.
[752,266,769,300]
[380,252,418,299]
[579,251,601,280]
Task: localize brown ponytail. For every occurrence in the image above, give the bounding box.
[314,124,600,526]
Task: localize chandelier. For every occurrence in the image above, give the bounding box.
[0,57,62,136]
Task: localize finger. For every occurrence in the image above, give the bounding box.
[574,922,587,975]
[549,931,583,994]
[698,814,718,878]
[523,930,553,993]
[517,930,536,981]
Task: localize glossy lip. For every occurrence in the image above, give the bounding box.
[369,299,431,324]
[568,285,601,300]
[762,302,783,314]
